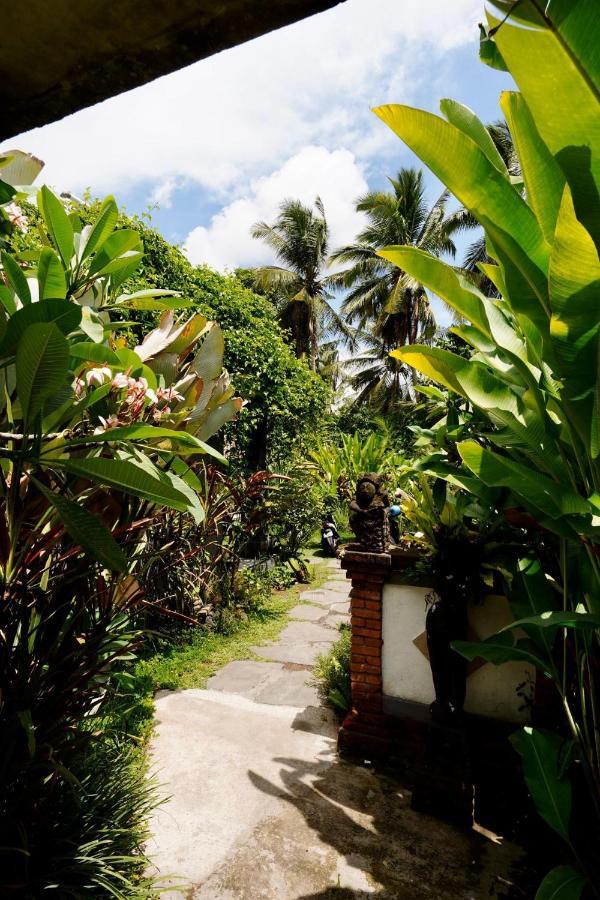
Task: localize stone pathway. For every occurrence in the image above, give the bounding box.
[147,559,525,899]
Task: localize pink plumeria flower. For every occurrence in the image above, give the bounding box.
[73,376,85,398]
[93,415,119,433]
[86,366,112,387]
[5,202,28,232]
[157,386,184,403]
[111,372,129,390]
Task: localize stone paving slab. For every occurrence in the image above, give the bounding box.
[288,604,326,622]
[253,668,318,707]
[330,600,350,614]
[207,660,280,698]
[276,620,338,645]
[251,641,324,667]
[299,588,340,606]
[327,614,350,628]
[320,580,351,594]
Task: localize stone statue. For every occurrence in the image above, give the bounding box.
[348,473,390,553]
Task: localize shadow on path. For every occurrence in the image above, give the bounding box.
[248,747,529,899]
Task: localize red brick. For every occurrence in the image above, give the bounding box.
[351,662,380,675]
[351,688,379,702]
[353,630,382,644]
[362,599,383,611]
[351,598,367,609]
[353,661,380,673]
[351,588,382,602]
[353,618,381,632]
[352,606,381,621]
[353,650,380,661]
[352,710,386,726]
[350,581,382,592]
[352,672,382,686]
[352,635,382,648]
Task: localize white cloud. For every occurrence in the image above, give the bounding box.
[149,176,180,208]
[1,0,481,197]
[184,146,368,270]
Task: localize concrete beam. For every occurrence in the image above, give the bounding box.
[0,0,342,140]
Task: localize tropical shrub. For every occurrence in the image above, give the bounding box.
[0,162,238,893]
[374,2,600,894]
[53,203,333,470]
[314,625,352,716]
[136,467,285,621]
[308,430,405,511]
[256,464,324,579]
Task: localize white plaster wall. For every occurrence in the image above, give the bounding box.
[381,583,534,723]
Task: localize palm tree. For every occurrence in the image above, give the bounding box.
[344,330,415,411]
[330,168,465,354]
[250,198,353,370]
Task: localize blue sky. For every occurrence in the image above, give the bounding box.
[3,0,512,326]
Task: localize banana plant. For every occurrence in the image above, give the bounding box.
[0,179,241,583]
[371,2,600,895]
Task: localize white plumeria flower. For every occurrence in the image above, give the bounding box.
[86,366,112,387]
[111,372,129,390]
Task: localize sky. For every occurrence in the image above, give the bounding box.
[2,0,512,326]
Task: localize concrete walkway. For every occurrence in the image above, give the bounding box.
[147,559,524,899]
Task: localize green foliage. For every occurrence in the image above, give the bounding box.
[314,625,351,715]
[259,465,324,569]
[0,175,237,893]
[70,203,332,470]
[308,430,404,511]
[375,3,600,893]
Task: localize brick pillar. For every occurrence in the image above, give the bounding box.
[338,550,391,758]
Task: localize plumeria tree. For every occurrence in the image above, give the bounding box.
[0,155,241,893]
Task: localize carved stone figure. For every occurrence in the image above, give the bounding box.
[348,473,390,553]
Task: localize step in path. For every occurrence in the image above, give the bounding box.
[147,557,524,899]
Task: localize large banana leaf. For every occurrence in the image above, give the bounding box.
[458,440,592,520]
[500,91,565,244]
[535,865,587,900]
[378,246,491,336]
[488,5,600,246]
[548,185,600,455]
[440,98,508,175]
[511,727,572,842]
[373,103,549,274]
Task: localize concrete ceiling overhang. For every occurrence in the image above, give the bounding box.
[0,0,342,141]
